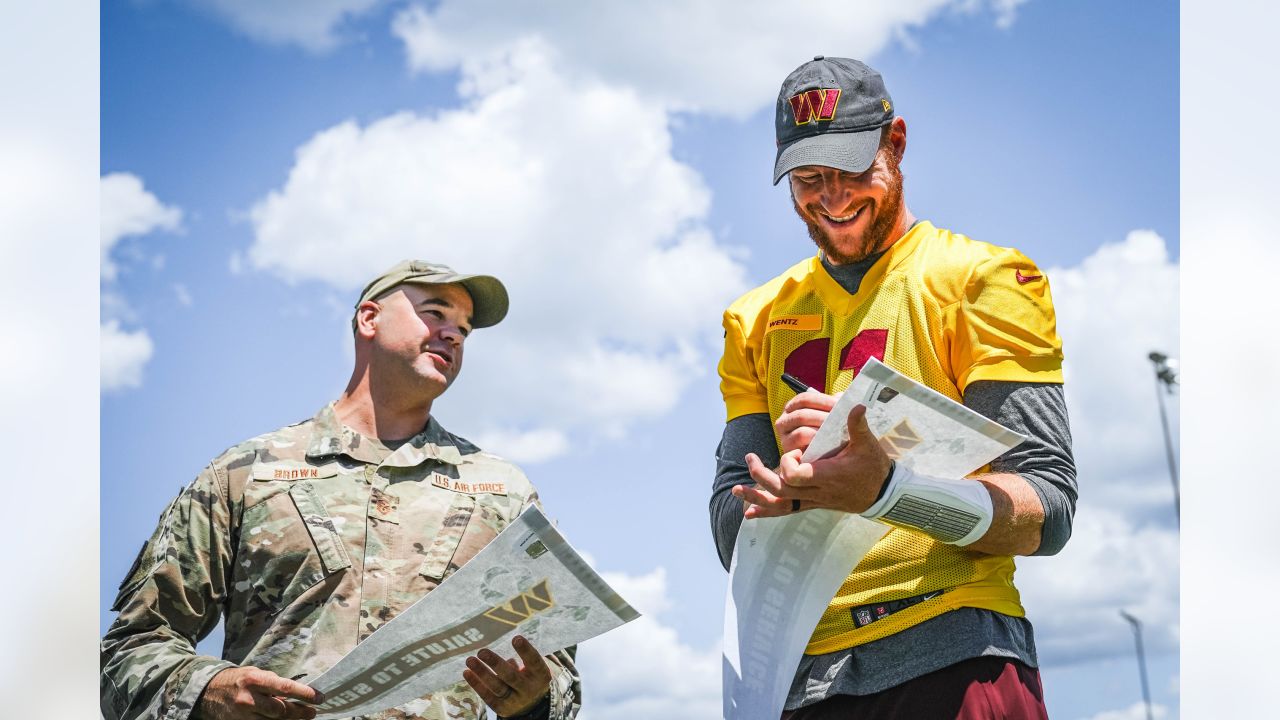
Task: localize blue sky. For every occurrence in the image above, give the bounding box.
[100,1,1180,718]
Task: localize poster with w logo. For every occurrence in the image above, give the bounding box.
[722,358,1025,720]
[309,507,638,719]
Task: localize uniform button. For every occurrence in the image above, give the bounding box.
[813,55,825,61]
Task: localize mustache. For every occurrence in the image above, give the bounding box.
[791,160,904,265]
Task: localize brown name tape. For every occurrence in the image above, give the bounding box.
[251,462,340,481]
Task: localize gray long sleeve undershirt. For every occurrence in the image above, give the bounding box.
[706,247,1078,705]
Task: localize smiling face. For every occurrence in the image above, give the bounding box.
[788,121,909,265]
[364,282,474,398]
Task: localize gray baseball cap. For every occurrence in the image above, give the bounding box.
[773,56,895,185]
[355,260,509,329]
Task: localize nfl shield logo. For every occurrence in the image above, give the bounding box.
[856,609,873,626]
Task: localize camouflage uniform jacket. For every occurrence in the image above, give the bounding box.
[102,404,582,720]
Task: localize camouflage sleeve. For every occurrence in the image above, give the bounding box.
[101,463,237,720]
[515,487,581,720]
[541,645,581,720]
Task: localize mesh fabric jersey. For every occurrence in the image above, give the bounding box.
[718,220,1064,654]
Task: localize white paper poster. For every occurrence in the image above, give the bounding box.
[309,506,638,719]
[722,358,1025,719]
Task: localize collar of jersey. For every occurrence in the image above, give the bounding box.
[810,220,933,313]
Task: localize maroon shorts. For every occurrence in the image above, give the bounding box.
[780,657,1048,720]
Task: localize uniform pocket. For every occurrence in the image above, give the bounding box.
[237,478,353,615]
[418,492,476,582]
[289,482,354,575]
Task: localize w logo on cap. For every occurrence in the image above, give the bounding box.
[789,88,842,125]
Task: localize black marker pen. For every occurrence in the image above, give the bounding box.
[780,372,813,394]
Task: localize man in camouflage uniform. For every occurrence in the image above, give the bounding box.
[103,261,581,720]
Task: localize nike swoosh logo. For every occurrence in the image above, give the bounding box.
[1016,269,1042,284]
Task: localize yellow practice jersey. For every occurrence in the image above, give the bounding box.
[718,220,1064,654]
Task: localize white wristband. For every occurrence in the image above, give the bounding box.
[861,463,994,546]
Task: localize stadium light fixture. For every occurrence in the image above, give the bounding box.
[1147,351,1180,523]
[1119,610,1155,720]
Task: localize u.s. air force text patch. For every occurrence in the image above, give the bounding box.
[430,472,507,496]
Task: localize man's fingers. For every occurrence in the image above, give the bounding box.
[744,453,786,495]
[464,657,510,698]
[781,427,817,448]
[244,671,324,705]
[775,407,829,434]
[200,667,321,720]
[734,484,775,506]
[777,449,815,488]
[781,391,838,415]
[240,669,324,719]
[735,482,822,519]
[478,648,521,687]
[245,691,301,719]
[464,666,511,710]
[510,636,552,685]
[282,700,319,720]
[846,403,874,441]
[464,641,554,716]
[272,698,319,720]
[775,414,820,454]
[744,498,798,519]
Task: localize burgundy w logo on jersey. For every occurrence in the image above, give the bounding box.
[789,88,842,125]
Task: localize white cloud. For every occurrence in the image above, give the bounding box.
[174,283,193,307]
[956,0,1029,29]
[471,427,568,465]
[392,0,1029,118]
[100,172,182,280]
[101,320,155,392]
[100,290,136,325]
[991,0,1030,28]
[189,0,386,52]
[578,567,721,719]
[246,44,749,460]
[1019,508,1178,664]
[1082,701,1168,720]
[1015,230,1179,665]
[99,172,181,394]
[1050,230,1180,521]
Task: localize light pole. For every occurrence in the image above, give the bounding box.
[1147,351,1180,523]
[1120,610,1155,720]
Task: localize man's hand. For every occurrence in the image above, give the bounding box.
[199,666,324,720]
[733,403,892,518]
[773,389,839,454]
[463,635,552,718]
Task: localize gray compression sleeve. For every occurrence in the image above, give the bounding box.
[964,380,1077,555]
[710,413,778,570]
[708,380,1076,567]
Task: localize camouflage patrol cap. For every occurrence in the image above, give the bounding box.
[356,260,510,328]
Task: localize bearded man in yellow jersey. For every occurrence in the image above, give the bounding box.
[709,56,1077,719]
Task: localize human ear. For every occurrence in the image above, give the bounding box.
[889,117,907,161]
[355,301,381,339]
